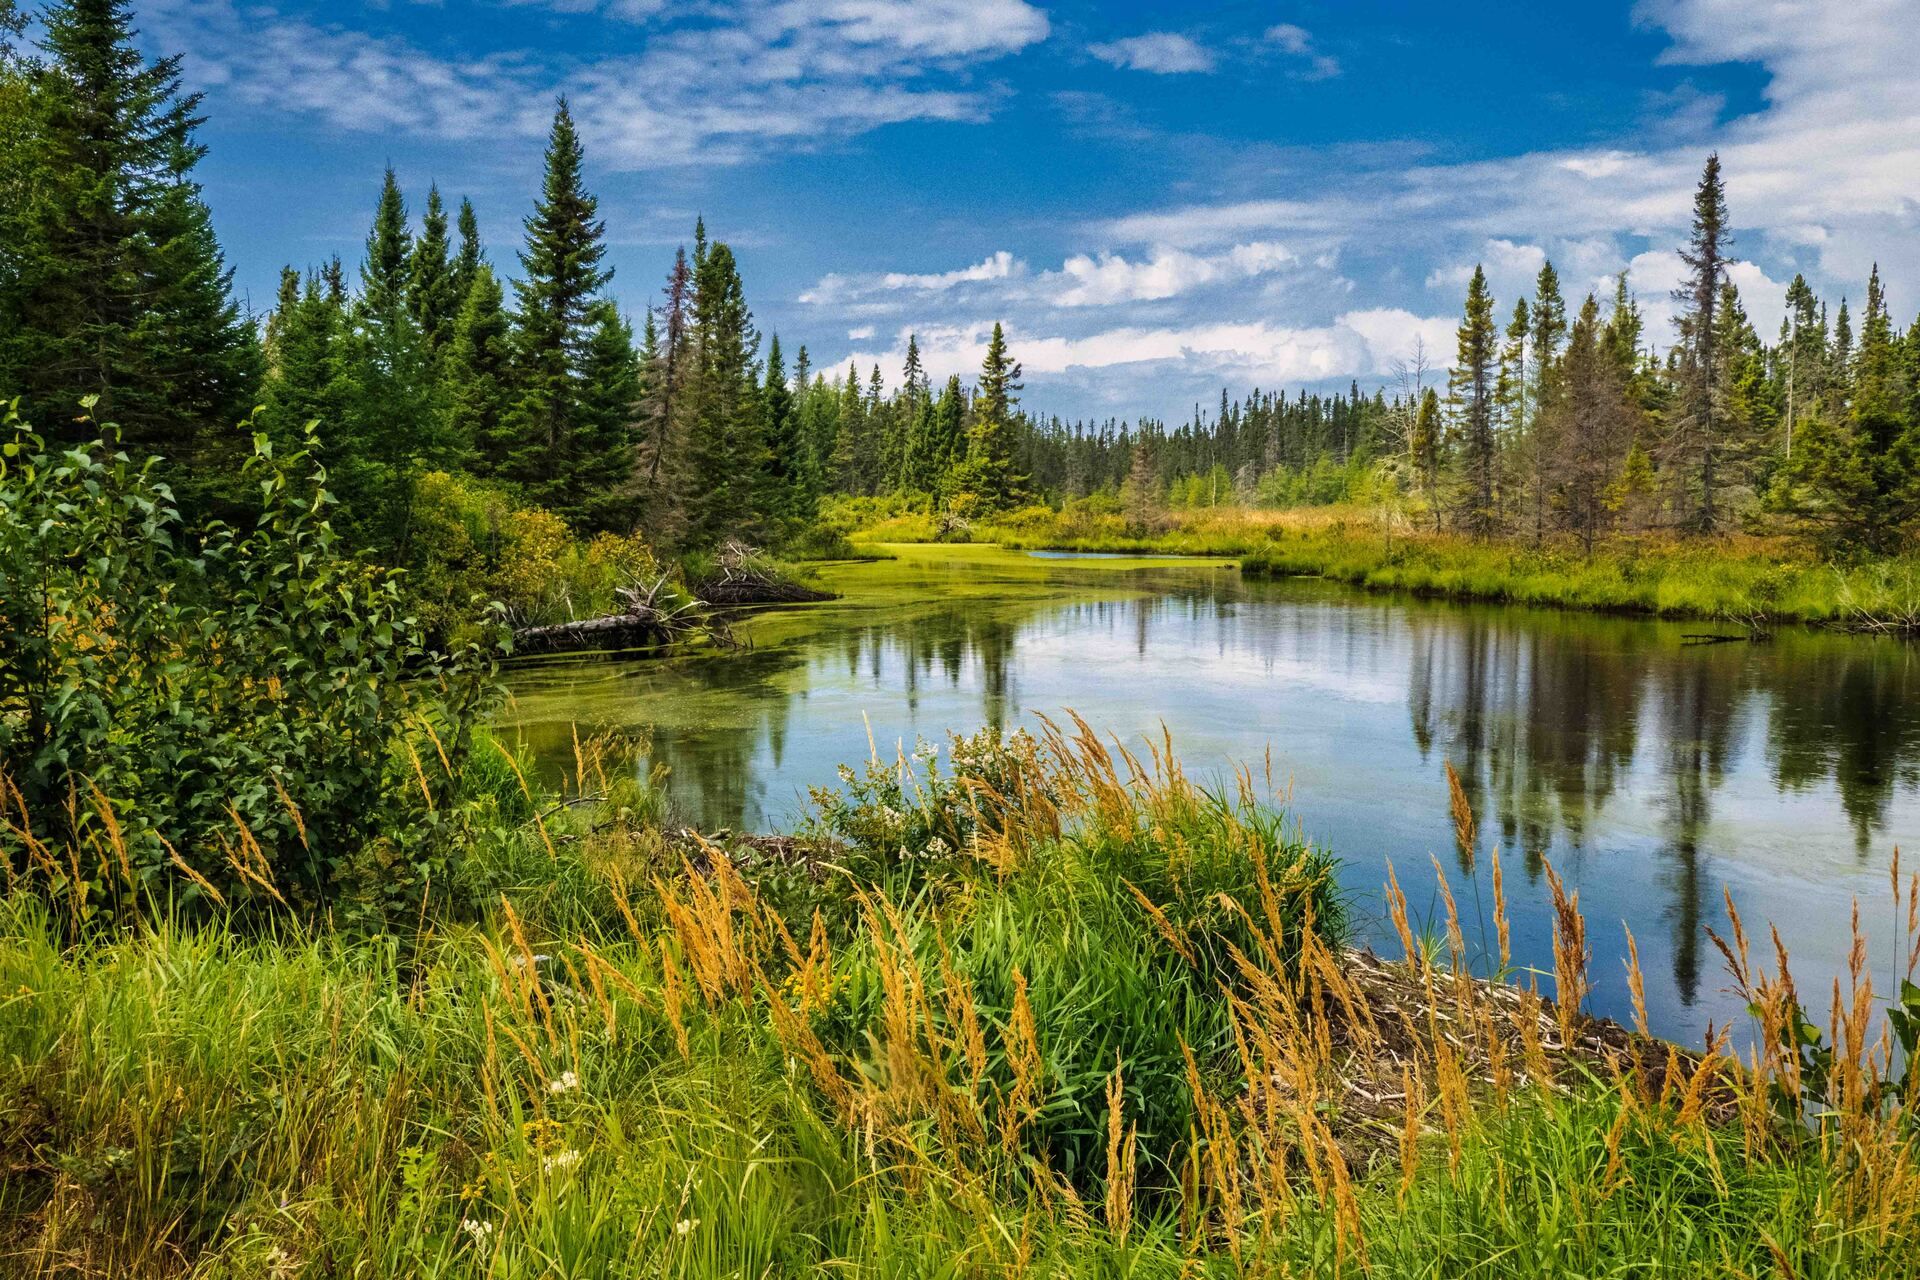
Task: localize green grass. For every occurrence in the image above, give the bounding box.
[827,497,1920,631]
[1240,524,1920,630]
[2,729,1914,1277]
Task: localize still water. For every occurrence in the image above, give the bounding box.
[501,545,1920,1049]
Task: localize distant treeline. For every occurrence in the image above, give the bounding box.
[3,0,1915,564]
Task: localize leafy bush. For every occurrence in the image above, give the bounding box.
[0,407,503,927]
[406,470,661,641]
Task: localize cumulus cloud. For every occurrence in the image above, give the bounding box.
[832,309,1455,393]
[1087,32,1216,75]
[1044,243,1296,306]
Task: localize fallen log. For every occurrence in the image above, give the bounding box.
[512,612,674,655]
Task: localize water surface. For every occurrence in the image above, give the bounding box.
[501,544,1920,1048]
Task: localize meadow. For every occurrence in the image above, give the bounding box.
[4,719,1916,1278]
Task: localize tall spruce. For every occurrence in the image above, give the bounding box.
[1673,152,1730,531]
[761,334,812,529]
[681,241,765,547]
[502,99,614,517]
[1450,265,1499,535]
[443,264,512,469]
[409,185,459,363]
[1,0,256,506]
[568,300,641,534]
[959,322,1025,510]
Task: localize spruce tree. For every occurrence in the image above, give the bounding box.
[1672,152,1730,531]
[451,197,484,310]
[444,264,512,471]
[957,322,1025,510]
[504,99,613,515]
[681,242,765,547]
[569,300,641,534]
[2,0,256,505]
[1450,266,1499,535]
[409,184,459,362]
[761,334,813,530]
[337,169,437,549]
[259,268,349,455]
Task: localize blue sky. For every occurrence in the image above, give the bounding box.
[119,0,1920,420]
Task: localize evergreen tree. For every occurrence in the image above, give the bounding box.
[0,0,257,506]
[681,241,765,547]
[443,264,512,470]
[761,334,813,529]
[1528,261,1567,407]
[956,323,1025,510]
[502,100,614,515]
[568,300,641,534]
[451,197,484,310]
[258,268,348,456]
[1672,152,1730,531]
[1410,387,1443,528]
[409,184,460,362]
[337,168,437,549]
[1550,294,1639,552]
[1449,265,1499,535]
[1772,264,1920,553]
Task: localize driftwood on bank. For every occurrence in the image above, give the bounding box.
[512,545,832,656]
[691,539,834,606]
[513,577,731,656]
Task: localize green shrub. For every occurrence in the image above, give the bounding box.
[0,408,503,927]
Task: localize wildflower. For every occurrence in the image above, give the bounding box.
[460,1218,495,1245]
[542,1148,582,1174]
[675,1217,701,1236]
[547,1070,580,1095]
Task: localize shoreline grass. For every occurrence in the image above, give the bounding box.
[3,723,1917,1276]
[837,500,1920,633]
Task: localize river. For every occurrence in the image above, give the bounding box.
[500,544,1920,1049]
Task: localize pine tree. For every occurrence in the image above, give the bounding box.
[1410,387,1443,528]
[444,264,512,471]
[336,168,437,549]
[1,0,257,506]
[956,322,1025,510]
[761,334,812,530]
[1550,294,1639,552]
[451,198,484,310]
[1528,262,1567,407]
[1772,264,1920,552]
[409,184,460,362]
[259,268,348,456]
[503,99,613,515]
[1672,152,1730,531]
[1450,266,1499,535]
[568,300,640,534]
[681,241,766,547]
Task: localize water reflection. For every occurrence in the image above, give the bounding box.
[502,550,1919,1045]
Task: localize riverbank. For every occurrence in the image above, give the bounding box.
[837,501,1920,633]
[4,725,1914,1277]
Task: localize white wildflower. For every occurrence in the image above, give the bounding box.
[541,1148,582,1174]
[547,1070,579,1095]
[674,1217,701,1236]
[460,1218,495,1245]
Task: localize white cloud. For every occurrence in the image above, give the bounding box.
[141,0,1050,168]
[1424,239,1549,294]
[1263,22,1341,80]
[881,251,1024,291]
[1087,32,1216,75]
[1092,199,1352,249]
[834,309,1456,393]
[1044,242,1296,306]
[846,325,876,340]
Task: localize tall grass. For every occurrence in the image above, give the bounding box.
[2,726,1916,1276]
